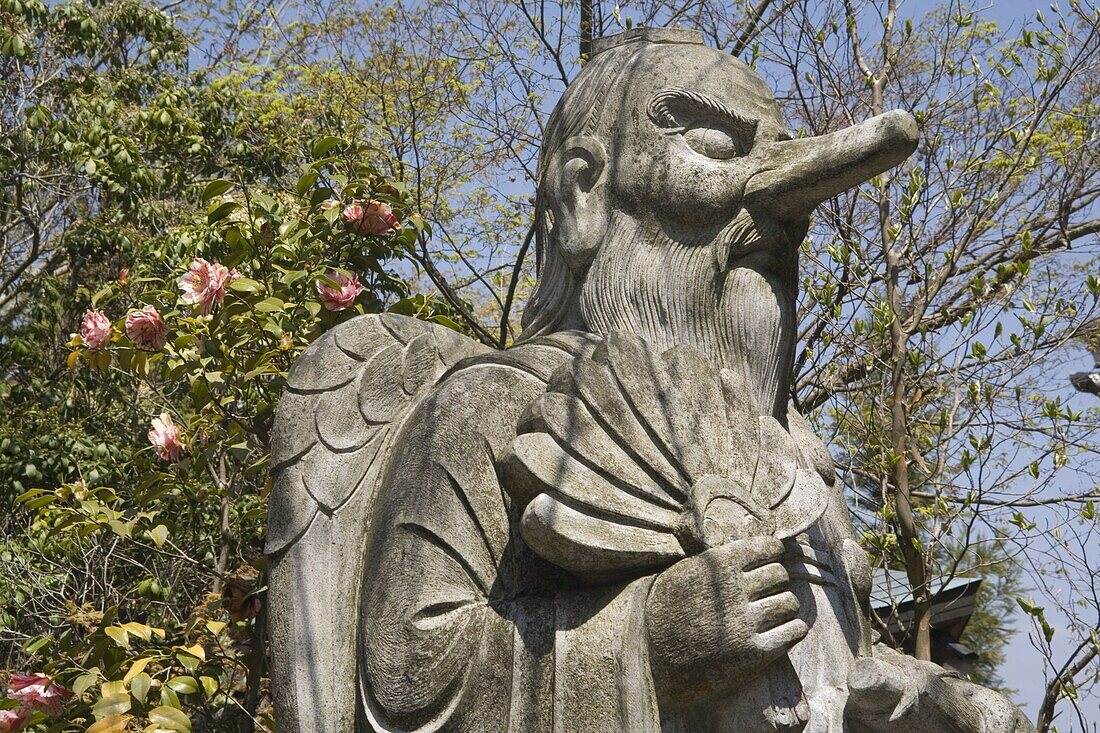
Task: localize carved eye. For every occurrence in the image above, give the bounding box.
[682,123,750,159]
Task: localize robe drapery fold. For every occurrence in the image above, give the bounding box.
[359,342,666,732]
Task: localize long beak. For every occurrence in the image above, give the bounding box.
[744,110,919,221]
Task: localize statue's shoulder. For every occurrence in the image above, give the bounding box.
[266,320,601,552]
[434,329,605,393]
[383,329,606,456]
[266,314,487,554]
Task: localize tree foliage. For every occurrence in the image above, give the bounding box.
[2,0,1099,731]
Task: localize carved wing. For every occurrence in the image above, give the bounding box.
[504,331,829,584]
[265,314,488,733]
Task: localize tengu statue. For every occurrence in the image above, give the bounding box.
[265,28,1034,733]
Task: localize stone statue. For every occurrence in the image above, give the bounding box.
[265,28,1035,733]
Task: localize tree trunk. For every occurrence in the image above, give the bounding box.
[580,0,593,60]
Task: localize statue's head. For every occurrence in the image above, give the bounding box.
[520,29,917,418]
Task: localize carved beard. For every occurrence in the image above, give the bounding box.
[579,209,800,420]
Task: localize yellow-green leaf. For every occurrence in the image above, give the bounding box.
[85,713,129,733]
[149,524,169,547]
[101,679,126,698]
[92,692,131,718]
[131,672,152,704]
[104,626,129,648]
[160,685,180,709]
[73,670,101,696]
[124,657,153,684]
[122,621,153,641]
[176,643,206,662]
[199,675,218,698]
[148,706,192,731]
[229,277,262,293]
[254,296,285,312]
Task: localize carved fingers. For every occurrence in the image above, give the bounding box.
[740,537,808,655]
[747,588,800,630]
[744,558,791,599]
[644,535,807,708]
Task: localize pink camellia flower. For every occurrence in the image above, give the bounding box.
[7,673,72,716]
[316,271,365,312]
[125,305,168,350]
[0,707,29,732]
[343,200,399,235]
[178,258,241,316]
[80,309,112,350]
[342,202,365,226]
[118,267,130,284]
[148,413,185,461]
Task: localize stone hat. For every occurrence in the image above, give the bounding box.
[590,27,706,57]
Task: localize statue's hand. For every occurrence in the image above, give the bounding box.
[644,535,807,708]
[845,652,1035,733]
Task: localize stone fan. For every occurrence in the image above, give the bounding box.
[504,331,829,583]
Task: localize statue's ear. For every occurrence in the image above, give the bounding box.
[548,136,608,270]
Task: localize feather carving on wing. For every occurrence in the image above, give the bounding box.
[265,313,487,733]
[266,314,486,553]
[503,331,830,584]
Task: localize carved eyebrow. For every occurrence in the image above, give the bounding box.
[647,87,759,141]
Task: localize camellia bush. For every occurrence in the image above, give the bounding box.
[0,139,463,732]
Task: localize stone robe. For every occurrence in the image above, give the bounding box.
[356,333,873,733]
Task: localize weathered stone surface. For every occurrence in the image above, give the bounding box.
[266,28,1033,733]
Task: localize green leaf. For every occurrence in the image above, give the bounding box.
[149,706,192,731]
[72,670,101,696]
[207,201,241,224]
[312,135,343,157]
[131,672,152,704]
[281,269,308,287]
[160,686,181,709]
[229,278,262,294]
[91,284,113,307]
[167,676,199,694]
[176,652,200,673]
[296,171,320,195]
[201,179,234,201]
[430,315,463,332]
[22,635,51,655]
[254,297,285,313]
